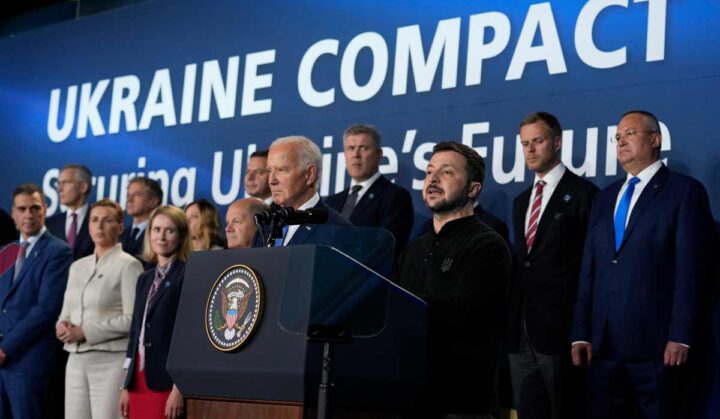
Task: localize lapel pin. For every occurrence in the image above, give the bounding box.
[164,281,171,288]
[562,194,572,202]
[368,193,374,199]
[98,274,103,278]
[554,212,563,220]
[304,225,312,231]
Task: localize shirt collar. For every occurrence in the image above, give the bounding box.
[350,171,381,190]
[132,220,149,232]
[20,226,47,251]
[297,192,320,211]
[432,215,478,237]
[626,160,663,185]
[534,162,566,188]
[68,202,89,219]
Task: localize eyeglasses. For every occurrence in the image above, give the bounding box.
[612,129,658,143]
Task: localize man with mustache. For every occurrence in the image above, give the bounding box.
[392,142,511,419]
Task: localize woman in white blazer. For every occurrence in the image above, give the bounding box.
[56,199,144,419]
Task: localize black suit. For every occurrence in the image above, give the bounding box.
[120,222,145,261]
[326,175,413,256]
[124,261,186,391]
[0,208,17,248]
[507,168,598,419]
[46,210,94,260]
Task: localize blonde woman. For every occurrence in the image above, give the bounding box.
[184,199,225,251]
[56,199,144,419]
[119,205,191,419]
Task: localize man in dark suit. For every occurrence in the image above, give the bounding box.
[0,208,17,247]
[571,110,714,418]
[507,112,598,419]
[256,135,349,247]
[119,177,162,262]
[46,164,94,260]
[0,183,73,418]
[326,124,413,257]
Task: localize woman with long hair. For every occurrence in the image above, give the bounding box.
[119,205,191,419]
[184,199,225,251]
[57,199,144,419]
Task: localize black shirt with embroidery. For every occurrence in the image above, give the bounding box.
[392,214,511,414]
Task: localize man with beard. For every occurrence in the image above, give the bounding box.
[392,141,511,419]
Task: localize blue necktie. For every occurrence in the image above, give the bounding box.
[614,177,640,251]
[274,225,289,247]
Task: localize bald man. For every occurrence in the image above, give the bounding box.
[225,198,268,249]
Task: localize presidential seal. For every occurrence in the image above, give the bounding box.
[205,264,263,351]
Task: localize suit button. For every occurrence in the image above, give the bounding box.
[612,259,617,264]
[524,261,531,268]
[145,342,152,348]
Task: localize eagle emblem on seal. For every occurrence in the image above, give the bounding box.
[205,265,263,351]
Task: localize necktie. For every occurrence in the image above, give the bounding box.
[341,185,363,218]
[13,242,28,282]
[274,225,289,247]
[614,177,640,251]
[67,212,78,249]
[525,180,546,252]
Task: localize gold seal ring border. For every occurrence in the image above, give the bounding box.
[204,264,264,352]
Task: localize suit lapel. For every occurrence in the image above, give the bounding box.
[351,176,386,217]
[618,166,668,252]
[8,233,49,295]
[514,187,532,254]
[531,172,574,252]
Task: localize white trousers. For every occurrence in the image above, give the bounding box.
[65,351,125,419]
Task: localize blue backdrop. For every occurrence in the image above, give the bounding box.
[0,0,718,238]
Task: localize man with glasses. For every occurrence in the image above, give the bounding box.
[46,164,94,260]
[571,110,714,418]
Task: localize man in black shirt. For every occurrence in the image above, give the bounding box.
[393,142,511,419]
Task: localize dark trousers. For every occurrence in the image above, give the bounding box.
[508,331,565,419]
[589,334,692,419]
[0,370,50,419]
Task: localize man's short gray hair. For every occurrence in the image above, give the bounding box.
[271,136,322,189]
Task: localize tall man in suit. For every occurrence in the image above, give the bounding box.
[120,177,162,261]
[326,124,413,256]
[0,183,73,418]
[46,164,94,260]
[507,112,598,419]
[257,135,349,247]
[571,110,714,418]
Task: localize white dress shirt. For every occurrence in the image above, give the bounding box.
[349,171,381,204]
[613,160,663,225]
[64,203,89,238]
[281,192,320,245]
[525,163,567,234]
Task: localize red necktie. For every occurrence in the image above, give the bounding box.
[525,180,546,252]
[67,212,77,249]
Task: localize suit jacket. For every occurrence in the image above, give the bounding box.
[571,165,714,360]
[507,170,598,354]
[253,199,351,247]
[120,223,145,262]
[0,208,16,248]
[326,175,414,256]
[46,210,94,260]
[0,231,73,375]
[124,260,186,391]
[58,243,143,353]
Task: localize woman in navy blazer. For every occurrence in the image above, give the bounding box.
[119,206,190,419]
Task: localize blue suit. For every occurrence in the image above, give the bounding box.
[253,199,351,247]
[571,165,713,418]
[0,230,73,419]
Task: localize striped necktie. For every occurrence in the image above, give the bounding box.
[525,180,546,252]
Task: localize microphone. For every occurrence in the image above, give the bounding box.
[253,205,329,225]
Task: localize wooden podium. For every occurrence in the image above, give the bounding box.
[167,234,427,419]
